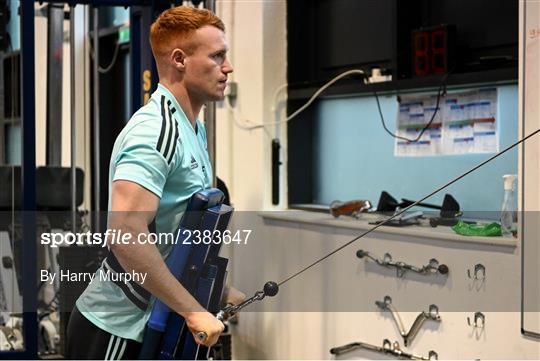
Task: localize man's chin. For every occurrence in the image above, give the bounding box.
[209,93,226,102]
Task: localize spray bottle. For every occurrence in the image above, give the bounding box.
[501,174,517,236]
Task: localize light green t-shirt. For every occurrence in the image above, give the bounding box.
[76,84,213,342]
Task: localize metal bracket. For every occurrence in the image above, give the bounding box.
[357,250,449,278]
[376,296,441,347]
[330,339,438,360]
[467,312,485,328]
[467,263,486,281]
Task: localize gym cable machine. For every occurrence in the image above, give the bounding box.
[3,0,217,358]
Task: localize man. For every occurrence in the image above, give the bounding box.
[67,6,240,359]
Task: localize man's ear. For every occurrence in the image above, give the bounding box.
[171,48,186,70]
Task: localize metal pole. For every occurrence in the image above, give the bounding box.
[205,0,216,13]
[130,7,142,113]
[204,0,216,186]
[93,6,101,230]
[20,0,38,357]
[70,6,77,233]
[46,4,64,166]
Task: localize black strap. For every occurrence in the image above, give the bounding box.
[103,252,152,310]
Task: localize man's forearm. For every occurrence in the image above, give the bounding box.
[108,220,205,317]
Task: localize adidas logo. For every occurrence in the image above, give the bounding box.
[190,155,198,170]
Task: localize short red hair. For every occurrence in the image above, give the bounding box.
[150,6,225,58]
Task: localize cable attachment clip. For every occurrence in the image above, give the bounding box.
[216,290,266,322]
[196,281,278,342]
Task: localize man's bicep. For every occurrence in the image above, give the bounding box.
[111,180,160,225]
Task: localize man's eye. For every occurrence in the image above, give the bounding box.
[212,53,225,62]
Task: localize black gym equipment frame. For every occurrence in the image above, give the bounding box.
[7,0,178,358]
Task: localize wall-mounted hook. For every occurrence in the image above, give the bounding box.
[382,338,393,351]
[467,312,485,328]
[467,263,486,280]
[428,305,440,320]
[375,295,393,309]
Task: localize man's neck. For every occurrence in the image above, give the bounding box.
[159,81,202,129]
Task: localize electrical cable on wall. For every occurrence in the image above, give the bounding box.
[228,68,452,144]
[224,96,270,136]
[227,70,367,131]
[373,70,452,142]
[88,37,121,74]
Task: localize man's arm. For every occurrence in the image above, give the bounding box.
[108,180,224,347]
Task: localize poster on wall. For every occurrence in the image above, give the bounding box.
[395,89,499,156]
[395,95,443,156]
[442,88,498,155]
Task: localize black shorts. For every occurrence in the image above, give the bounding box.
[66,306,142,360]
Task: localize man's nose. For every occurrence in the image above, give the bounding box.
[223,58,234,74]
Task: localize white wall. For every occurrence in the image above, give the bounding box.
[215,0,287,211]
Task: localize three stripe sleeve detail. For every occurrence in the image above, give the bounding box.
[156,95,179,164]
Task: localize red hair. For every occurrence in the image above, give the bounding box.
[150,6,225,58]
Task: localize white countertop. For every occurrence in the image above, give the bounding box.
[259,210,518,248]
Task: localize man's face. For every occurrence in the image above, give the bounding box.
[183,26,233,102]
